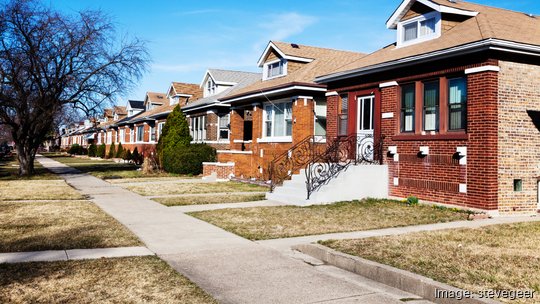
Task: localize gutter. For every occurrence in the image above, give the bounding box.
[220,82,326,104]
[315,38,540,83]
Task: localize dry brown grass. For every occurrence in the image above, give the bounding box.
[107,176,197,184]
[154,193,266,206]
[0,180,84,201]
[321,221,540,304]
[125,181,268,196]
[189,199,469,240]
[0,256,216,304]
[0,201,141,252]
[0,155,59,180]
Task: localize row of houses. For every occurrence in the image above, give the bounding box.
[62,0,540,215]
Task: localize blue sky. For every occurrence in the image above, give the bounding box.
[50,0,540,105]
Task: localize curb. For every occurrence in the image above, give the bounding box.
[293,243,500,304]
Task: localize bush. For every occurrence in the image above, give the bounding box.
[124,149,132,162]
[68,144,86,155]
[97,144,106,158]
[132,147,143,165]
[107,142,116,159]
[162,144,216,175]
[156,105,191,166]
[116,143,124,158]
[88,144,97,157]
[406,196,419,206]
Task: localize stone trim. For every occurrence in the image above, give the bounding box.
[379,81,399,88]
[464,65,500,74]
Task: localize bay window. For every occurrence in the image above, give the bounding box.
[150,125,156,142]
[191,116,206,142]
[263,101,292,138]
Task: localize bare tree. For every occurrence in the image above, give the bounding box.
[0,0,149,175]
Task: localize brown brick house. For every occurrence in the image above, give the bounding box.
[308,0,540,214]
[203,41,365,180]
[182,69,261,151]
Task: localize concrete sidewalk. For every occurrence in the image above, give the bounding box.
[0,246,153,264]
[37,155,431,304]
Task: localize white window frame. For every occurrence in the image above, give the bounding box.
[262,100,293,142]
[190,116,206,142]
[119,129,125,144]
[218,114,230,141]
[263,59,287,80]
[130,127,134,143]
[157,122,165,140]
[136,125,144,142]
[206,78,216,96]
[97,132,102,144]
[396,11,441,48]
[150,125,156,142]
[107,131,112,144]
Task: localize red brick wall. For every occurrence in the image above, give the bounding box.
[327,59,503,211]
[203,162,235,179]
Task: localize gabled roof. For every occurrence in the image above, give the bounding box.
[221,41,366,102]
[169,82,203,100]
[256,41,317,67]
[103,108,113,118]
[113,106,127,116]
[145,92,167,105]
[317,0,540,83]
[184,70,261,112]
[127,100,144,110]
[386,0,478,29]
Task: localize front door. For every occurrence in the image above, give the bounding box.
[356,95,375,161]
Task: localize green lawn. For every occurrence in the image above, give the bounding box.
[321,221,540,304]
[189,199,470,240]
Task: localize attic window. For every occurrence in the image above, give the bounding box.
[206,78,216,96]
[397,11,441,47]
[264,59,287,80]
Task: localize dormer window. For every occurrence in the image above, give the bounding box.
[263,59,287,80]
[206,78,216,96]
[397,12,441,47]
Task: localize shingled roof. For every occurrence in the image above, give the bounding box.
[170,82,203,100]
[183,69,261,111]
[221,41,366,101]
[317,0,540,82]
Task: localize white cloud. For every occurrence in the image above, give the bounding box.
[259,12,318,42]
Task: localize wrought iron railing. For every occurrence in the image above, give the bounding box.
[268,135,327,191]
[305,134,384,199]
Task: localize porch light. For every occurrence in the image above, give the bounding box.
[419,146,429,156]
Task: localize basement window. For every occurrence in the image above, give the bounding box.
[514,179,523,192]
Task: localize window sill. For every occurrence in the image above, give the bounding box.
[257,136,292,143]
[392,133,468,141]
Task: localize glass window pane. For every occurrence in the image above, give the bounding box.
[420,18,435,36]
[423,81,439,131]
[362,98,371,130]
[274,104,285,136]
[401,84,415,132]
[341,94,348,113]
[448,77,467,130]
[403,22,418,41]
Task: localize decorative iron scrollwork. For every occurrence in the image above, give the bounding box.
[305,134,384,199]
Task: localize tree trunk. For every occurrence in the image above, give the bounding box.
[17,145,35,176]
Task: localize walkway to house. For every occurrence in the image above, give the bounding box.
[36,155,432,304]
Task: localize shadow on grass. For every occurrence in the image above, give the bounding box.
[0,156,58,180]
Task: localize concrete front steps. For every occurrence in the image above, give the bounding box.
[266,164,389,206]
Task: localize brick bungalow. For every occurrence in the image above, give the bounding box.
[203,41,366,180]
[314,0,540,214]
[182,69,261,151]
[112,83,202,157]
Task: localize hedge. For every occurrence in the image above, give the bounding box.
[162,144,216,175]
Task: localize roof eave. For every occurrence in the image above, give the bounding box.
[316,38,540,83]
[386,0,478,29]
[220,82,327,104]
